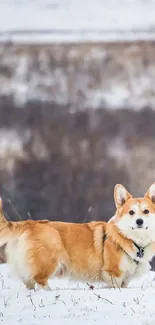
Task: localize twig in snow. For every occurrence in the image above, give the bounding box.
[38,298,45,308]
[29,293,36,311]
[93,292,113,305]
[61,299,66,305]
[130,307,135,314]
[1,279,4,290]
[3,299,9,308]
[86,283,95,290]
[55,294,66,306]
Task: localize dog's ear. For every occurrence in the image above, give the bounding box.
[114,184,132,209]
[144,182,155,204]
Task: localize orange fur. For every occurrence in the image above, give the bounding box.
[0,183,155,290]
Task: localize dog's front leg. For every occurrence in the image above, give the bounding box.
[22,278,36,290]
[121,277,132,288]
[102,271,123,289]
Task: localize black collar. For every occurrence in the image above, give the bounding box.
[103,234,142,265]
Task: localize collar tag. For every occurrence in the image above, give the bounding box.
[136,247,144,258]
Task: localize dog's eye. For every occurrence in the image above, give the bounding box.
[143,209,149,214]
[129,210,135,215]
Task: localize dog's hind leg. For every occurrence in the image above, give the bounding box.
[32,258,59,291]
[35,281,52,291]
[33,275,52,291]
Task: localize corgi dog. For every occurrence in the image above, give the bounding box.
[0,183,155,290]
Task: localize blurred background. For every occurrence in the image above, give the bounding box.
[0,0,155,228]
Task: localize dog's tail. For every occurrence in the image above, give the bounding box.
[0,197,12,246]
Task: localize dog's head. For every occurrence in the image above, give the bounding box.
[113,183,155,245]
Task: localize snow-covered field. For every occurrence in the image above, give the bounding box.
[0,264,155,325]
[0,0,155,43]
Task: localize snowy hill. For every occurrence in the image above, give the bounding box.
[0,264,155,325]
[0,0,155,43]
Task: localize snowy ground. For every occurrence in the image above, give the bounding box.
[0,0,155,43]
[0,264,155,325]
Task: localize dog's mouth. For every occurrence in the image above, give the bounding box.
[132,226,148,230]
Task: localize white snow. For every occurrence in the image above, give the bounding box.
[0,0,155,43]
[0,264,155,325]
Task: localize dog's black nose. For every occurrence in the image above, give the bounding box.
[136,218,144,226]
